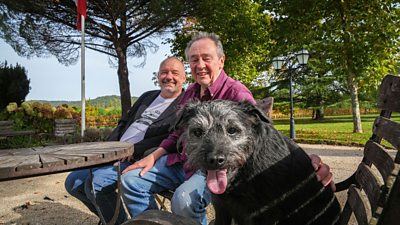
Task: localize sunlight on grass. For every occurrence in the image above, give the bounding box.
[273,113,400,146]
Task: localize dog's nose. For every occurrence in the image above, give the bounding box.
[207,155,226,168]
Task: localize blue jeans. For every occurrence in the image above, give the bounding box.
[121,155,211,225]
[64,162,131,225]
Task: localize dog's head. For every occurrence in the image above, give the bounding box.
[174,100,272,194]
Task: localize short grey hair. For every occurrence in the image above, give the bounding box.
[157,56,185,76]
[184,32,225,60]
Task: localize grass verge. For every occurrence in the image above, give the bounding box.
[273,113,400,147]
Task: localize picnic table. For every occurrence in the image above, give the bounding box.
[0,141,134,225]
[0,141,133,181]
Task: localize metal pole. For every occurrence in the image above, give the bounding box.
[80,15,86,138]
[289,70,296,139]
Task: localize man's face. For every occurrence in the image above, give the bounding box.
[188,38,225,88]
[158,59,186,98]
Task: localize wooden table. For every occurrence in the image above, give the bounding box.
[0,141,133,181]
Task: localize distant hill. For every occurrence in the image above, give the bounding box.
[29,95,138,108]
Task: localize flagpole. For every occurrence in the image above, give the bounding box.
[80,14,86,138]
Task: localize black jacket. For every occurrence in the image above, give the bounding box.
[107,90,184,160]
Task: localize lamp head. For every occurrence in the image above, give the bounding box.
[296,49,310,66]
[272,56,285,71]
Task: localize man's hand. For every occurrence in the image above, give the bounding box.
[122,153,155,176]
[122,147,167,176]
[309,154,336,191]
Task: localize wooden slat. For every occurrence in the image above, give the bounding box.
[363,140,395,184]
[0,120,13,126]
[344,185,369,225]
[373,117,400,150]
[0,130,35,137]
[15,155,42,171]
[0,156,28,167]
[377,170,400,225]
[39,154,67,168]
[355,163,381,213]
[377,75,400,113]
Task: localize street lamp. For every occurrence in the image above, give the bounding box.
[272,49,310,139]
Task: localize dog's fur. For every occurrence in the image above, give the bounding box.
[175,100,340,225]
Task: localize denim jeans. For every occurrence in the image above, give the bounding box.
[64,161,131,225]
[121,155,211,225]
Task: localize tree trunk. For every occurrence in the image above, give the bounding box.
[347,76,363,133]
[340,0,363,133]
[116,46,132,117]
[314,107,324,120]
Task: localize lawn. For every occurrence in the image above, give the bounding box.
[273,113,400,146]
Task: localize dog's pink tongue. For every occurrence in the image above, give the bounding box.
[207,169,227,194]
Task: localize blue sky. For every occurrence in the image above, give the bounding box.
[0,38,172,101]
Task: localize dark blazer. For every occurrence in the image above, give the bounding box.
[107,90,184,160]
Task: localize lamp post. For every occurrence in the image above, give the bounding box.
[272,49,310,139]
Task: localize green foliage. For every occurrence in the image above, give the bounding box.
[4,101,54,132]
[296,71,346,111]
[263,0,400,131]
[0,61,30,110]
[168,0,272,86]
[2,101,81,133]
[0,136,37,149]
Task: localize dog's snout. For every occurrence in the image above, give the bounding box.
[206,154,226,169]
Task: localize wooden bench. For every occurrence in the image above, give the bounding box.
[54,119,78,144]
[335,74,400,225]
[0,120,35,141]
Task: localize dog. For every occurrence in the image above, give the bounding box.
[175,100,341,225]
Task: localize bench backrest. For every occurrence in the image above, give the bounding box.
[0,120,14,131]
[336,74,400,225]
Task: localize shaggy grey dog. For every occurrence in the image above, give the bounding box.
[175,100,340,225]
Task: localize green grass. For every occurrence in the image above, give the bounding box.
[273,113,400,146]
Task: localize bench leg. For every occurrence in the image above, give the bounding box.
[90,162,124,225]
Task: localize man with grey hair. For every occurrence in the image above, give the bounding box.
[121,32,334,225]
[65,56,186,225]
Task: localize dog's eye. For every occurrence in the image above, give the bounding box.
[191,128,204,137]
[227,127,239,135]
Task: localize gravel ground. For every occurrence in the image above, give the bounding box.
[0,144,366,225]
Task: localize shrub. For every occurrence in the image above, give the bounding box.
[1,101,81,133]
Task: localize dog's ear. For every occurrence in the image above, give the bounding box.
[173,100,201,131]
[238,101,272,124]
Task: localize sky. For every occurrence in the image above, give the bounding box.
[0,38,172,101]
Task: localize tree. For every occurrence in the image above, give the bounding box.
[296,70,345,120]
[0,61,30,109]
[263,0,400,132]
[168,0,272,87]
[0,0,195,116]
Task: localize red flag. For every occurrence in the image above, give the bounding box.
[75,0,86,31]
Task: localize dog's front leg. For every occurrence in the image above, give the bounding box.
[213,198,233,225]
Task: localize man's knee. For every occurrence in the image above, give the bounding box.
[120,169,142,192]
[65,170,86,195]
[88,165,123,192]
[171,188,192,216]
[171,186,207,217]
